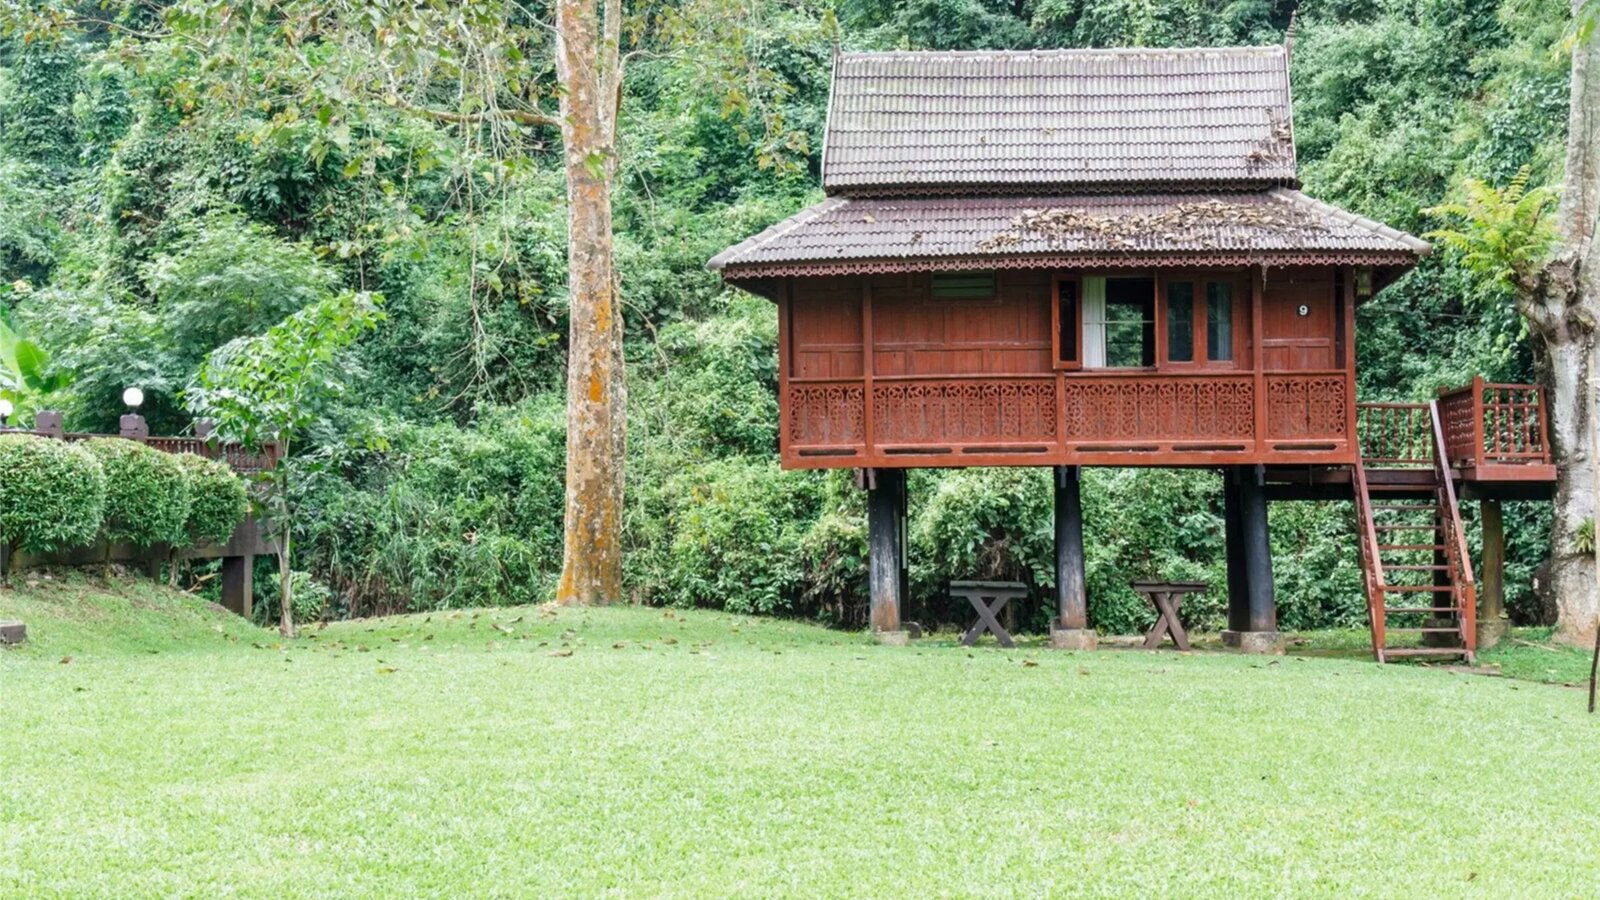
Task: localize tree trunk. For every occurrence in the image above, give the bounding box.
[554,0,626,606]
[279,533,294,639]
[1546,11,1600,646]
[278,437,295,638]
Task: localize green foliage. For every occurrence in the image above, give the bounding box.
[173,453,248,546]
[628,456,826,615]
[1425,167,1558,299]
[1575,518,1595,555]
[143,211,338,369]
[83,438,190,547]
[295,399,568,615]
[187,291,383,452]
[0,304,66,419]
[0,434,105,552]
[253,570,334,626]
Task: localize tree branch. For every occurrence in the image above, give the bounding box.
[392,96,561,130]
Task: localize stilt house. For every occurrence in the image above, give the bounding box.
[709,43,1556,661]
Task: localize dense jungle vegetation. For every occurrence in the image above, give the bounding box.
[0,0,1569,633]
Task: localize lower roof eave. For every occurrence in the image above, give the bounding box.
[720,250,1421,282]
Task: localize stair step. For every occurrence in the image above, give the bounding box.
[1374,524,1442,531]
[1378,544,1447,552]
[1384,627,1461,633]
[1372,503,1437,510]
[1385,606,1458,614]
[1385,564,1449,571]
[1382,647,1469,658]
[1382,584,1455,593]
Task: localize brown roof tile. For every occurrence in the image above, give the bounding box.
[822,45,1296,194]
[708,191,1430,274]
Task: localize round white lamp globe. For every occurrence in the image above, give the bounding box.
[0,398,13,418]
[122,387,145,409]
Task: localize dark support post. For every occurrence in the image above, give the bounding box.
[1223,465,1284,654]
[867,468,907,644]
[1479,500,1508,649]
[1223,469,1248,634]
[1051,466,1096,650]
[221,553,254,619]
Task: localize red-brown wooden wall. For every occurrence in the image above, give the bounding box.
[779,265,1359,469]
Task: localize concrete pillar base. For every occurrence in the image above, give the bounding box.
[0,620,25,644]
[873,630,910,647]
[1049,628,1098,651]
[1222,630,1286,655]
[1476,618,1509,650]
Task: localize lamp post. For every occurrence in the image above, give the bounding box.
[119,387,148,439]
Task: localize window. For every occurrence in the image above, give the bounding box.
[1166,281,1195,363]
[1056,280,1079,366]
[1207,282,1234,361]
[1084,276,1155,368]
[931,272,996,299]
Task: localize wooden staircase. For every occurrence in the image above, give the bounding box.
[1352,400,1477,664]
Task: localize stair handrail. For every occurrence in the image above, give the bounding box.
[1349,460,1388,657]
[1428,398,1478,654]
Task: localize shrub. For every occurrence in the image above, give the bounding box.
[174,453,249,546]
[83,438,190,547]
[254,569,334,625]
[294,399,567,615]
[0,434,106,552]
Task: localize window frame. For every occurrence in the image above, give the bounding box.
[1054,269,1250,373]
[1052,276,1083,371]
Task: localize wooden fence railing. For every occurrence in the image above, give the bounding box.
[1,411,280,475]
[1358,379,1551,471]
[1436,377,1551,469]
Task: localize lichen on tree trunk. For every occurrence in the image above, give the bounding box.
[554,0,627,606]
[1543,8,1600,645]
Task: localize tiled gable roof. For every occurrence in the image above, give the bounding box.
[822,45,1296,194]
[708,190,1428,275]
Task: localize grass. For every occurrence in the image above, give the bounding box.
[5,576,1600,897]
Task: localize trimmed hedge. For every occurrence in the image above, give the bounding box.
[83,438,190,547]
[174,453,249,546]
[0,434,107,552]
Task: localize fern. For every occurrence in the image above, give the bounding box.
[1424,166,1557,298]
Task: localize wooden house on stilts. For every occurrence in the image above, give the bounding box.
[709,42,1557,661]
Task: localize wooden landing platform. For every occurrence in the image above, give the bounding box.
[1264,464,1556,502]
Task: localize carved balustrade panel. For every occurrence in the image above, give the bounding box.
[787,383,865,447]
[1061,376,1254,442]
[873,379,1056,445]
[1265,374,1348,441]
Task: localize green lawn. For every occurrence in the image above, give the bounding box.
[5,577,1600,897]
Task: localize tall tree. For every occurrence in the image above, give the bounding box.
[552,0,626,604]
[3,0,807,607]
[1542,7,1600,644]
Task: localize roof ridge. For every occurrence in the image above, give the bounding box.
[837,44,1285,61]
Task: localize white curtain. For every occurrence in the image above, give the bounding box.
[1081,276,1106,368]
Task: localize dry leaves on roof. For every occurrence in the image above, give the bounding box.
[975,199,1330,252]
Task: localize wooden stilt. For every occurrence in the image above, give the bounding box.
[1479,500,1507,648]
[1051,466,1095,649]
[867,469,906,641]
[1223,468,1248,634]
[221,553,254,619]
[1225,465,1284,653]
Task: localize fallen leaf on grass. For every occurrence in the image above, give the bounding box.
[59,656,72,665]
[550,649,573,657]
[613,642,626,649]
[1021,659,1038,668]
[377,666,399,675]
